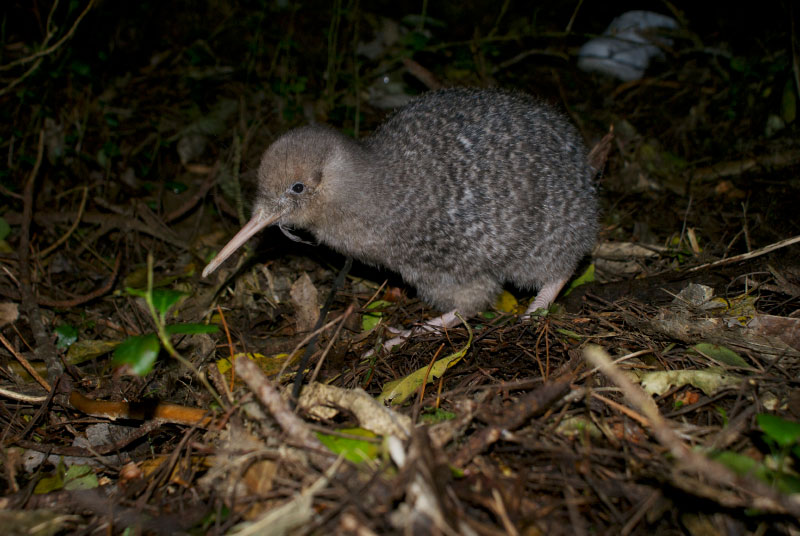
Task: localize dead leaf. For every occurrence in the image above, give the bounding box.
[640,368,741,396]
[378,320,473,405]
[298,382,412,437]
[0,302,19,327]
[290,273,319,333]
[746,315,800,353]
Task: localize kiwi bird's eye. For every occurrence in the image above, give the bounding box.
[290,182,305,194]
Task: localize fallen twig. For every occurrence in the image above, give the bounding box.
[3,210,190,250]
[0,331,50,391]
[0,252,121,308]
[0,386,47,404]
[36,186,88,259]
[452,376,572,467]
[584,344,800,517]
[236,355,325,453]
[687,234,800,272]
[0,0,96,96]
[164,161,221,223]
[691,150,800,182]
[18,130,62,380]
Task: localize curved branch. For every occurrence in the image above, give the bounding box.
[0,0,96,72]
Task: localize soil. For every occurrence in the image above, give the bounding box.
[1,1,799,534]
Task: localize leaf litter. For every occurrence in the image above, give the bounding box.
[1,2,800,535]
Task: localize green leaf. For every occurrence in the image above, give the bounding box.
[31,459,99,494]
[711,450,765,479]
[34,463,66,494]
[70,59,91,77]
[419,408,456,424]
[757,414,800,448]
[710,449,800,494]
[378,319,473,405]
[54,324,78,349]
[775,473,800,494]
[692,343,749,368]
[729,56,747,73]
[555,416,602,439]
[563,263,595,296]
[217,352,295,377]
[112,334,160,375]
[166,323,220,335]
[361,300,392,332]
[151,288,187,316]
[0,216,10,241]
[124,269,185,292]
[400,29,430,51]
[63,464,99,490]
[715,406,729,427]
[316,427,380,464]
[125,286,148,298]
[66,339,121,365]
[555,328,583,340]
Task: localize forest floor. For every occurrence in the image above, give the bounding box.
[1,1,800,534]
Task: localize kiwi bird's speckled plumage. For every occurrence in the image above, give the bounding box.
[203,88,598,316]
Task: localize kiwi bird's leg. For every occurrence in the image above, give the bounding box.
[523,277,568,316]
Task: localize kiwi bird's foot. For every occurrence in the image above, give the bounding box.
[362,310,463,357]
[520,277,568,320]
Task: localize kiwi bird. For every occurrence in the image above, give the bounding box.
[203,88,598,323]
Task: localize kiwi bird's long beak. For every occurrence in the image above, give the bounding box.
[202,211,282,277]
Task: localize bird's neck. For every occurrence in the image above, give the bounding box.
[309,139,394,261]
[321,137,386,215]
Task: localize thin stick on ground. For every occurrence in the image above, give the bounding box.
[583,344,800,517]
[687,234,800,272]
[236,355,327,455]
[308,303,355,385]
[36,186,88,259]
[0,0,97,97]
[0,332,50,392]
[19,130,62,380]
